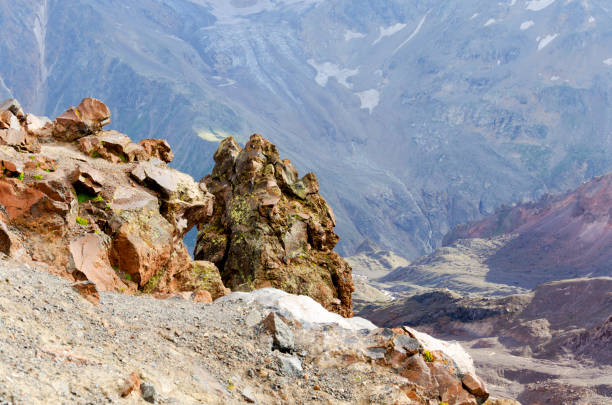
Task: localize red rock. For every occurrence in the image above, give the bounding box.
[69,234,125,292]
[71,281,100,306]
[79,130,146,163]
[429,362,477,405]
[0,221,11,255]
[138,139,174,163]
[0,180,47,220]
[53,98,111,141]
[192,290,213,303]
[462,373,489,399]
[70,164,104,195]
[120,372,141,397]
[109,210,173,287]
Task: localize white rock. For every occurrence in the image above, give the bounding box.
[219,288,376,331]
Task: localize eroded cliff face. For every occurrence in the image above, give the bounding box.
[195,135,354,317]
[0,97,228,301]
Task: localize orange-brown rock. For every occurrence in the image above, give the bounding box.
[0,97,228,301]
[71,280,101,306]
[138,139,174,163]
[195,134,353,317]
[192,290,213,303]
[69,234,125,292]
[53,97,111,141]
[120,372,141,397]
[109,209,174,287]
[462,373,489,399]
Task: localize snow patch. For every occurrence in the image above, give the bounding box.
[373,23,406,44]
[344,30,366,41]
[219,288,376,331]
[603,58,612,66]
[404,326,476,375]
[484,18,496,27]
[526,0,556,11]
[307,59,358,88]
[355,89,380,113]
[520,20,535,30]
[538,33,558,50]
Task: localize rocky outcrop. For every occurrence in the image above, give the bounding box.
[0,98,227,302]
[195,135,354,317]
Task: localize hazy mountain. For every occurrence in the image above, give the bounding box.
[2,0,612,257]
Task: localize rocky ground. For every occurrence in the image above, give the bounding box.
[360,278,612,404]
[0,256,511,404]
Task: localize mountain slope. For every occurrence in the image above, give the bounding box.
[2,0,612,257]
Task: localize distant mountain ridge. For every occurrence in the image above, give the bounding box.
[2,0,612,257]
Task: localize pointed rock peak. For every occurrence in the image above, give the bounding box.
[196,133,354,317]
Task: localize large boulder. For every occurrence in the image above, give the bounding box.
[53,98,111,141]
[195,134,354,317]
[69,233,126,292]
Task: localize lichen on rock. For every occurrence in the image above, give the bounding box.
[195,134,354,317]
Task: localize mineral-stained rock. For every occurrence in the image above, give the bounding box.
[109,209,174,287]
[69,233,125,292]
[178,260,230,300]
[53,98,111,141]
[195,134,354,317]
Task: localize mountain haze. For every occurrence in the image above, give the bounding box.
[2,0,612,257]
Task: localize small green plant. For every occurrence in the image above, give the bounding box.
[17,172,23,181]
[33,174,43,180]
[227,379,235,391]
[75,216,88,226]
[90,151,101,159]
[125,274,132,281]
[119,153,128,163]
[77,193,104,204]
[44,168,52,172]
[423,351,434,362]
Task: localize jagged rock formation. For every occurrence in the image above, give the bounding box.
[0,97,227,300]
[195,135,354,317]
